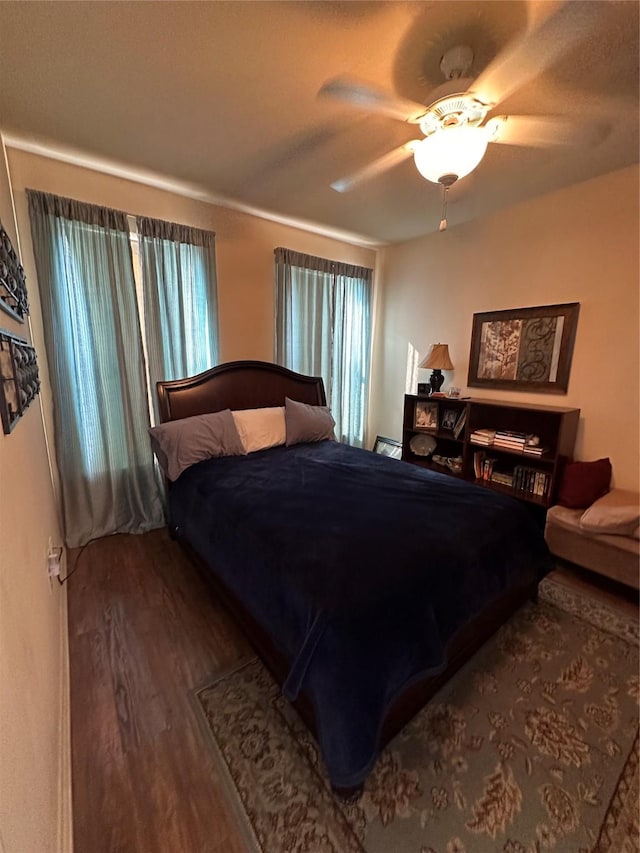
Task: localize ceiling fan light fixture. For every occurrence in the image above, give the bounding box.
[413,125,490,184]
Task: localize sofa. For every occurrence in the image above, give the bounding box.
[545,488,640,591]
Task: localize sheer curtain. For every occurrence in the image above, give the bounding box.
[136,217,219,423]
[27,190,164,547]
[274,248,373,446]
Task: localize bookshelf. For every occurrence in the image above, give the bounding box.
[402,394,580,508]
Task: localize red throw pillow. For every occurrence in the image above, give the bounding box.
[557,458,612,509]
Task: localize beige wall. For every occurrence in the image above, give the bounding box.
[0,138,71,852]
[8,149,376,364]
[370,164,640,492]
[2,139,637,853]
[7,148,377,486]
[2,145,376,853]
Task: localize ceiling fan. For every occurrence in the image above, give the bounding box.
[319,1,602,230]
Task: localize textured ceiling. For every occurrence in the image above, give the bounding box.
[1,1,638,245]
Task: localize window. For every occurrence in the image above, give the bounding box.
[27,191,219,546]
[274,247,373,446]
[135,216,219,423]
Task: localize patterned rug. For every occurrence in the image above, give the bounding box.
[538,568,639,646]
[195,581,639,853]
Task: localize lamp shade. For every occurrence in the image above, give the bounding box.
[419,343,454,371]
[413,126,489,184]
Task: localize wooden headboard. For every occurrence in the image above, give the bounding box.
[156,360,326,423]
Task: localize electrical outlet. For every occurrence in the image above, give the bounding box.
[47,541,62,579]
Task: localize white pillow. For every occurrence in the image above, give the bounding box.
[232,406,286,454]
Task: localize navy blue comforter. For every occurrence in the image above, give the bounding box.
[170,441,550,787]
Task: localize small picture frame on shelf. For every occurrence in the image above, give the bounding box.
[373,435,402,460]
[453,409,467,439]
[441,408,458,431]
[417,382,430,396]
[414,400,438,431]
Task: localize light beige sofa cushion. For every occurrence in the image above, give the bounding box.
[545,491,640,590]
[580,489,640,539]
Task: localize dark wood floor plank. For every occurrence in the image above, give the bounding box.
[69,628,151,852]
[68,528,252,853]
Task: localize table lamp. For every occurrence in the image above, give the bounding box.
[419,343,454,395]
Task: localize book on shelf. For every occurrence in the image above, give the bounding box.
[479,457,514,482]
[493,443,548,456]
[493,440,526,451]
[494,431,527,447]
[513,464,550,497]
[473,450,486,478]
[482,457,496,481]
[470,428,496,445]
[523,446,546,456]
[491,471,514,487]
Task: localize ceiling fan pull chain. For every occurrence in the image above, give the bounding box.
[439,184,449,232]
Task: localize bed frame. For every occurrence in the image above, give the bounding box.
[157,359,537,797]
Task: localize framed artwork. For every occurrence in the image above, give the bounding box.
[373,435,402,460]
[0,329,40,433]
[468,303,580,394]
[0,224,29,322]
[414,400,438,431]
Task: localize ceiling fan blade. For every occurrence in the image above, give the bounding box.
[486,115,582,148]
[319,76,428,124]
[471,1,602,107]
[331,142,419,192]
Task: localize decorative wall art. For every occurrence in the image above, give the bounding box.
[0,329,41,433]
[0,223,29,322]
[468,303,580,394]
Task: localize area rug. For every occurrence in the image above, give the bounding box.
[195,595,639,853]
[538,568,639,646]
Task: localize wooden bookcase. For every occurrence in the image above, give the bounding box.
[402,394,580,508]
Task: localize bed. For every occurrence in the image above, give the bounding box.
[156,360,549,796]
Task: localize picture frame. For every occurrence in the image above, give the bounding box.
[0,328,40,434]
[373,435,402,460]
[413,400,438,431]
[0,224,29,323]
[468,302,580,394]
[441,408,458,431]
[453,409,467,439]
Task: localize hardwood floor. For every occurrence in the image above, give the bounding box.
[68,530,639,852]
[68,528,252,853]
